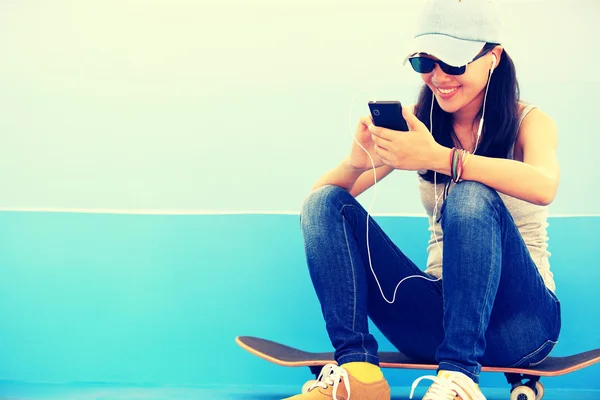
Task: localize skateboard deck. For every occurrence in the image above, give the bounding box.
[236,335,600,377]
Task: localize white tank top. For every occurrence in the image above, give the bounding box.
[417,104,556,292]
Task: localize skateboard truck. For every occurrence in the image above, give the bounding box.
[505,373,544,400]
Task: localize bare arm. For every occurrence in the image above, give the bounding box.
[311,157,394,197]
[349,165,394,197]
[430,109,559,205]
[310,156,363,192]
[311,113,397,197]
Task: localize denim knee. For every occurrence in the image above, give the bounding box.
[300,185,351,231]
[441,181,502,226]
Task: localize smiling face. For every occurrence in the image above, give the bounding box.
[420,47,502,115]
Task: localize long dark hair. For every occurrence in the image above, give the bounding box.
[416,43,520,183]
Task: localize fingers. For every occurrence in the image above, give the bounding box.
[358,115,394,140]
[371,131,391,150]
[367,123,394,141]
[402,106,428,132]
[358,115,373,129]
[359,115,373,124]
[373,144,394,167]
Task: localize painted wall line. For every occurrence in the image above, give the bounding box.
[0,207,599,218]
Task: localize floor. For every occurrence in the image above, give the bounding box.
[1,382,599,400]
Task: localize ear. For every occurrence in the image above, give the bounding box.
[490,46,503,71]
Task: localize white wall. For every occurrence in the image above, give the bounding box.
[0,0,597,214]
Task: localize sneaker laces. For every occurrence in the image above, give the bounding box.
[306,364,351,400]
[409,371,486,400]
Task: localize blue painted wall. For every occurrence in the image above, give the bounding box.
[0,212,598,390]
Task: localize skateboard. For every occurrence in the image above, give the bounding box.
[236,336,600,400]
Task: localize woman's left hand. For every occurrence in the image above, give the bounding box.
[367,107,444,171]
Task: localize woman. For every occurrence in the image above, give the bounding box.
[286,1,561,399]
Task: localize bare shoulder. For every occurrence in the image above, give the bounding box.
[514,105,558,160]
[518,106,557,136]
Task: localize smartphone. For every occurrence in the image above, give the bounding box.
[368,101,409,132]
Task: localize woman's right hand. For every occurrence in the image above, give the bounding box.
[349,116,385,171]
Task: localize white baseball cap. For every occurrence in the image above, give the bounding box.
[405,0,504,67]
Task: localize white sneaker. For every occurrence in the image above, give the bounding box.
[409,370,486,400]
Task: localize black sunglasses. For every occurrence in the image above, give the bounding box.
[408,48,492,76]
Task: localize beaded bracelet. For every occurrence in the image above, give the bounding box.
[450,147,470,183]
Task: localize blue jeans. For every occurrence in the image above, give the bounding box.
[300,182,561,383]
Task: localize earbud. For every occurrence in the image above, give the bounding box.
[474,53,496,155]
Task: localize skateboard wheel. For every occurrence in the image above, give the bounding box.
[510,385,536,400]
[534,381,544,400]
[302,379,318,394]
